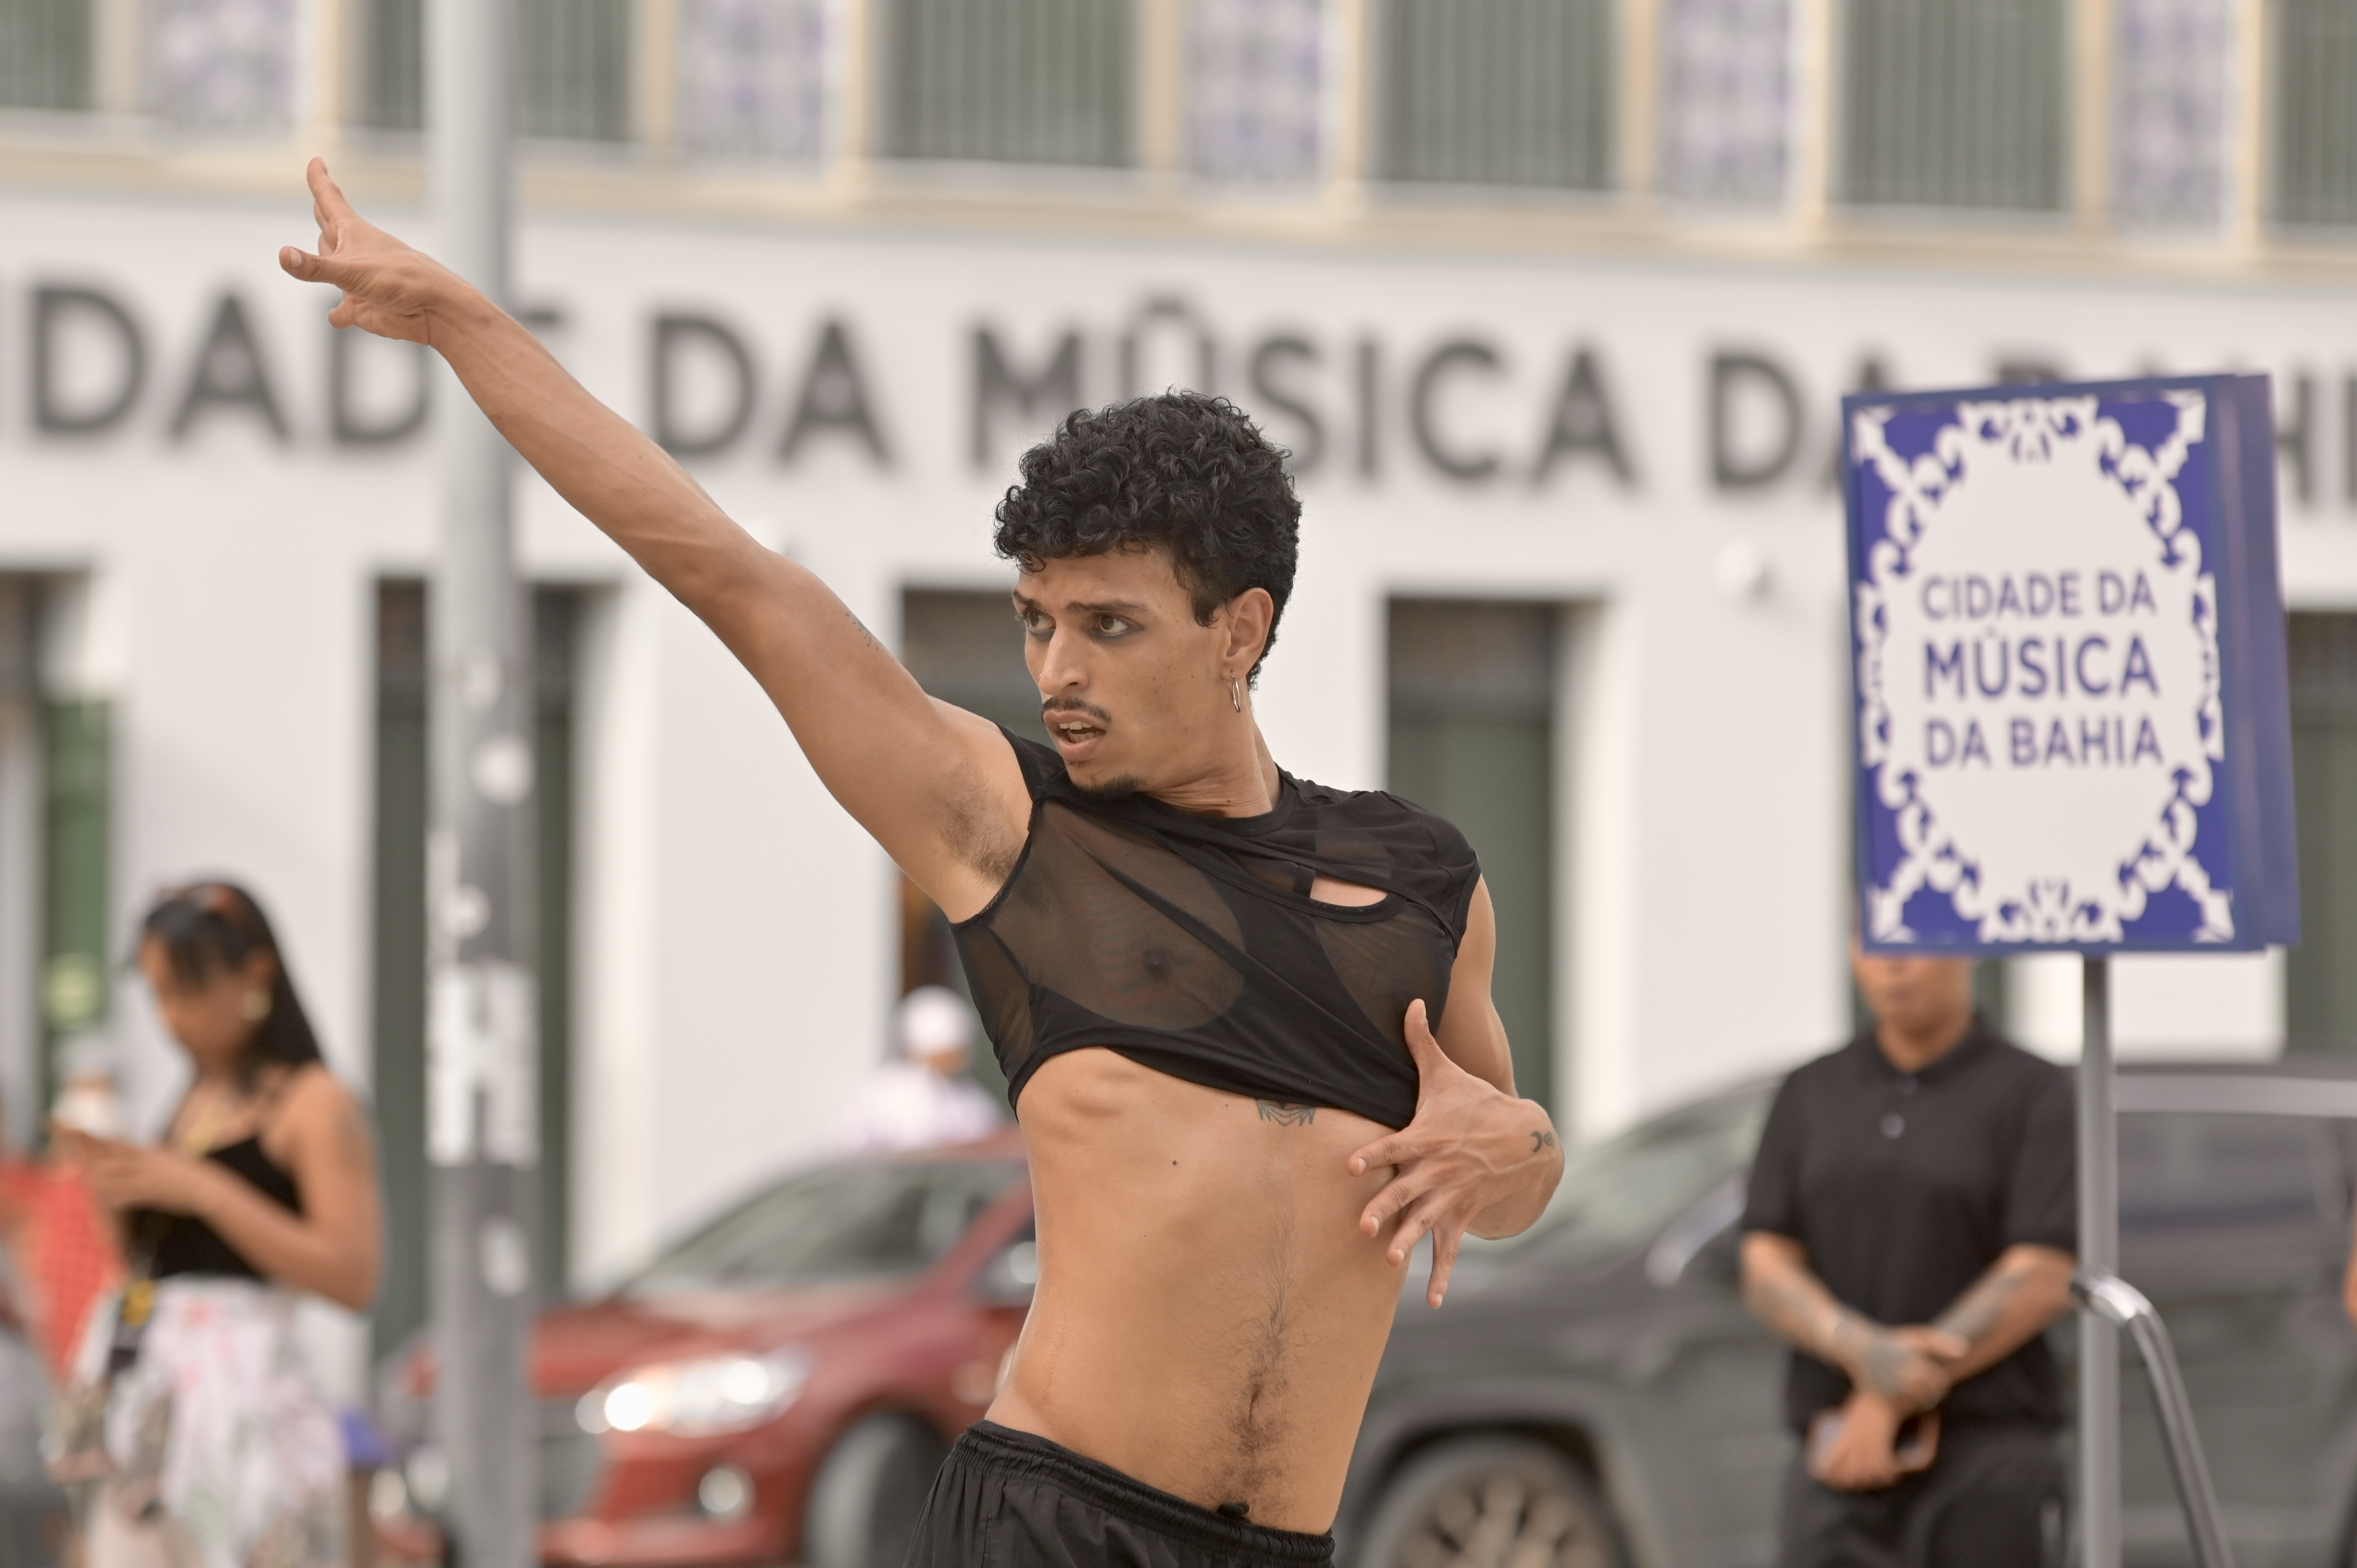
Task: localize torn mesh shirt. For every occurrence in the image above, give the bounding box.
[953,730,1483,1131]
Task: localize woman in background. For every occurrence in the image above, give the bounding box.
[53,882,381,1568]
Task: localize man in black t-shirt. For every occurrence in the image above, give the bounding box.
[1741,947,2076,1568]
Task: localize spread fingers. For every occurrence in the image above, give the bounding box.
[1358,1166,1438,1241]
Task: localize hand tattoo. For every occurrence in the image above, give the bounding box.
[1256,1100,1316,1126]
[1531,1130,1559,1154]
[1854,1328,1915,1402]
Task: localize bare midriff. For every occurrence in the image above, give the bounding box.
[984,1046,1409,1535]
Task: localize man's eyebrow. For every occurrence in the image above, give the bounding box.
[1008,592,1154,618]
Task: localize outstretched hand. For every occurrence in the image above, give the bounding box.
[277,158,464,345]
[1347,999,1563,1309]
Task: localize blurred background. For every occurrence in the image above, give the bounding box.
[0,0,2352,1403]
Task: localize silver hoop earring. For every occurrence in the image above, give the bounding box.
[1230,677,1243,712]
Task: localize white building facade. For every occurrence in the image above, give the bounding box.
[1,0,2355,1392]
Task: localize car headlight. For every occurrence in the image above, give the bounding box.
[577,1350,812,1438]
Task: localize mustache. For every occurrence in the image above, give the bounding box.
[1041,700,1113,726]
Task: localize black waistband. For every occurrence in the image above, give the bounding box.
[954,1421,1336,1563]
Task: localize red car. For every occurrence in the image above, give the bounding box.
[380,1135,1035,1568]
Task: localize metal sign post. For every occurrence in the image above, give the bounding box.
[2079,958,2118,1568]
[425,0,537,1563]
[1841,376,2299,1568]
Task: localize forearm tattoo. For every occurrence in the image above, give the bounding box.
[1256,1100,1316,1126]
[1933,1260,2029,1347]
[1744,1269,1836,1359]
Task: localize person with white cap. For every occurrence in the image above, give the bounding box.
[835,987,1007,1155]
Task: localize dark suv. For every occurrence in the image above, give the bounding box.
[1337,1061,2357,1568]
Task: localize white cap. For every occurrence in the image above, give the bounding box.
[896,986,974,1059]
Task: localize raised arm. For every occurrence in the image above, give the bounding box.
[278,160,1026,918]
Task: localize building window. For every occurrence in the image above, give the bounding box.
[1839,0,2065,211]
[2287,614,2357,1055]
[522,0,631,141]
[1388,601,1559,1114]
[0,0,89,110]
[885,0,1133,167]
[677,0,829,159]
[147,0,299,128]
[1379,0,1614,190]
[43,698,109,1098]
[357,0,422,129]
[2112,0,2230,229]
[1188,0,1326,182]
[146,0,298,129]
[2273,0,2357,228]
[372,582,582,1355]
[1659,0,1790,205]
[351,0,632,141]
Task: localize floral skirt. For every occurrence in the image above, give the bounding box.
[61,1278,346,1568]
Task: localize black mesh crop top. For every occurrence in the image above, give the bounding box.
[953,729,1483,1131]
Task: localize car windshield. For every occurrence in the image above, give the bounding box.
[630,1159,1022,1294]
[1496,1089,1770,1272]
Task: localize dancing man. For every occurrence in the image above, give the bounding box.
[281,161,1563,1568]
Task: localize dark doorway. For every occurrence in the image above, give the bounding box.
[1386,600,1559,1113]
[2288,613,2357,1054]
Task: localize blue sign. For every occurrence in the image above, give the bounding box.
[1844,375,2299,954]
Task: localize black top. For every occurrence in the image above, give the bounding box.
[132,1135,303,1282]
[1739,1015,2076,1431]
[953,730,1483,1131]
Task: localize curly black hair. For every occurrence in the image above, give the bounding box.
[993,393,1301,684]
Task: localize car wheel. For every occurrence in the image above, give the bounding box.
[802,1413,950,1568]
[1356,1435,1623,1568]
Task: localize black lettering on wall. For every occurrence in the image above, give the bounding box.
[972,326,1082,468]
[2278,371,2314,508]
[33,285,146,435]
[1119,296,1215,398]
[1354,338,1380,479]
[650,313,757,458]
[1825,355,1893,489]
[171,293,287,442]
[1248,334,1324,476]
[1410,339,1505,483]
[1532,347,1635,488]
[1708,350,1803,491]
[779,318,891,466]
[330,326,429,446]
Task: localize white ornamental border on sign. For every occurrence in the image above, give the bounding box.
[1853,393,2230,946]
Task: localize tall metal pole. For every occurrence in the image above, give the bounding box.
[426,0,537,1564]
[2079,957,2119,1568]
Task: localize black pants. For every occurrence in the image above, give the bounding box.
[905,1421,1335,1568]
[1776,1421,2067,1568]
